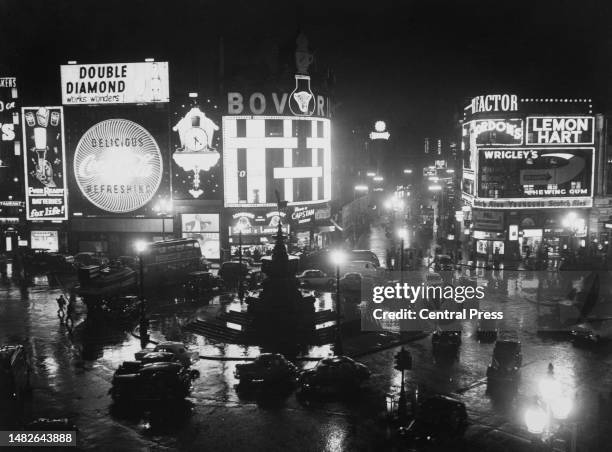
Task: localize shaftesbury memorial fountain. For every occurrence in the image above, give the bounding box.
[184,219,337,354]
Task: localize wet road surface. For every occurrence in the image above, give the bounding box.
[1,267,612,451]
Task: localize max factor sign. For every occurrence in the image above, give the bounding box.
[527,117,594,145]
[468,94,518,114]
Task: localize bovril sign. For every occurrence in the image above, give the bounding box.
[227,91,331,117]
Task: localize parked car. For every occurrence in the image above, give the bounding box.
[245,269,265,289]
[184,270,224,297]
[109,362,197,402]
[486,339,522,383]
[299,356,370,394]
[0,345,30,400]
[339,272,362,292]
[73,252,108,268]
[399,395,468,447]
[347,250,381,267]
[219,261,250,286]
[297,269,335,290]
[234,353,298,385]
[135,341,198,367]
[433,254,454,271]
[342,260,380,279]
[432,331,462,353]
[476,318,499,342]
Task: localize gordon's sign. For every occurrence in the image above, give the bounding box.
[61,62,169,105]
[73,119,163,213]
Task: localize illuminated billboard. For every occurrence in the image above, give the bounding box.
[469,119,523,146]
[478,147,593,203]
[526,116,594,145]
[181,213,220,260]
[73,119,163,213]
[171,101,222,200]
[0,77,23,207]
[60,62,169,105]
[66,106,170,217]
[222,116,331,207]
[23,106,68,220]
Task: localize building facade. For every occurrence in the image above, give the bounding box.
[460,94,604,260]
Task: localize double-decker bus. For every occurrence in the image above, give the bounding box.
[139,238,203,286]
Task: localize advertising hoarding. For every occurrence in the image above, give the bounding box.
[60,62,169,105]
[526,116,594,145]
[171,101,222,200]
[472,210,504,231]
[181,213,220,260]
[22,106,68,220]
[30,230,58,252]
[0,77,22,206]
[73,119,163,213]
[478,147,593,201]
[469,118,523,145]
[222,116,331,207]
[65,105,170,217]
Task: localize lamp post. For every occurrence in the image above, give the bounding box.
[153,198,173,241]
[331,250,346,356]
[397,227,408,278]
[238,229,244,301]
[525,376,576,451]
[135,240,149,348]
[562,212,584,255]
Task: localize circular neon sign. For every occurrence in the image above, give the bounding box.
[74,119,163,213]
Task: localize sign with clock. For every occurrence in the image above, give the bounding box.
[171,99,223,200]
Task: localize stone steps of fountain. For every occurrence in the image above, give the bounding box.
[183,319,243,342]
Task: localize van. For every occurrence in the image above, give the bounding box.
[0,345,30,399]
[341,260,380,278]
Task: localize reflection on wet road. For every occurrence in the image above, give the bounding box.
[1,269,611,450]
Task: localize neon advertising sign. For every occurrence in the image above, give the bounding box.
[468,94,518,114]
[73,119,163,213]
[526,116,594,145]
[470,119,523,145]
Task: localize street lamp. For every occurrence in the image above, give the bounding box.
[134,240,149,348]
[397,228,408,276]
[562,212,584,253]
[330,250,346,356]
[526,375,576,451]
[153,198,173,241]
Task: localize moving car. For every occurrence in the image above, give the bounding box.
[234,353,298,385]
[297,269,335,290]
[342,260,380,279]
[135,341,198,367]
[109,362,197,402]
[432,331,461,355]
[486,339,522,383]
[339,272,362,292]
[299,356,370,394]
[433,254,454,271]
[73,252,108,268]
[399,395,468,447]
[219,261,250,286]
[0,345,30,400]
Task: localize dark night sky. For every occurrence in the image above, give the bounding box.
[1,0,610,159]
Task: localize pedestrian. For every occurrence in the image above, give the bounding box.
[66,297,75,327]
[56,295,67,319]
[547,362,554,375]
